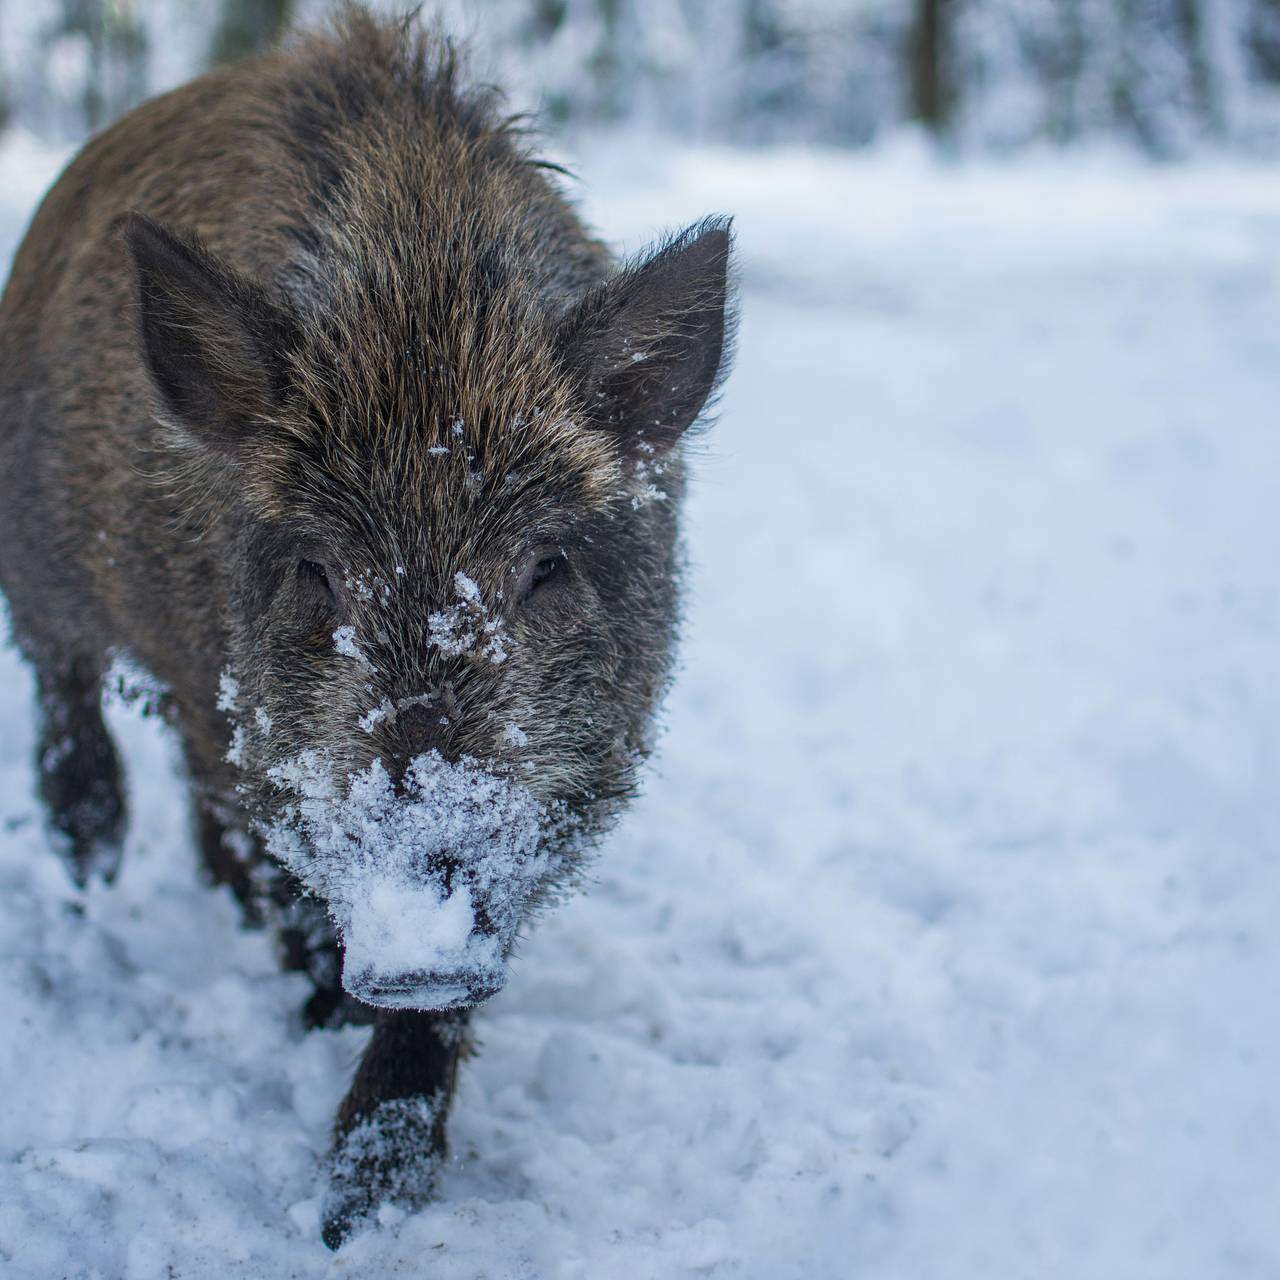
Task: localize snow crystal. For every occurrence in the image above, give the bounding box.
[426,572,509,664]
[216,668,239,714]
[426,609,468,658]
[630,482,668,510]
[358,699,395,734]
[347,572,375,601]
[333,625,375,671]
[453,572,481,607]
[358,692,436,735]
[628,447,669,509]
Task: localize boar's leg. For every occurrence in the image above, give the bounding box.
[192,806,373,1029]
[34,657,127,886]
[276,901,374,1031]
[194,798,262,921]
[321,1008,469,1249]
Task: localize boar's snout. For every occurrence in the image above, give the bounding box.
[384,700,453,790]
[342,888,511,1011]
[344,964,507,1011]
[263,749,551,1013]
[342,868,511,1011]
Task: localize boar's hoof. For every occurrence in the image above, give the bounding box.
[39,727,126,888]
[64,833,125,888]
[321,1096,445,1250]
[48,821,125,889]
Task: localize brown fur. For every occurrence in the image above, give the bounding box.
[0,7,733,1248]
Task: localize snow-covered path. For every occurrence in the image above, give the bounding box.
[1,136,1277,1278]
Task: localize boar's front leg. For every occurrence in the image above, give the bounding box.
[35,657,127,886]
[191,800,375,1029]
[194,797,262,922]
[279,904,375,1031]
[321,1007,469,1249]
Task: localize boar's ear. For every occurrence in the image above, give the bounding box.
[559,218,734,456]
[124,212,291,453]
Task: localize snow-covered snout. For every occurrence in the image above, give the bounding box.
[221,549,619,1013]
[263,748,557,1010]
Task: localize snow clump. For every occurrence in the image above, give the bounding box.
[427,572,509,664]
[262,748,556,1008]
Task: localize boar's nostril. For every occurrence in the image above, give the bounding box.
[397,699,438,743]
[472,901,497,937]
[386,699,456,788]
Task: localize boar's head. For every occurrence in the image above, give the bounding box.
[124,206,732,1010]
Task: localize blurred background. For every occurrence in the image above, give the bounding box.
[3,0,1280,155]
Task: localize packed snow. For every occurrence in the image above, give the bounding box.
[1,130,1279,1277]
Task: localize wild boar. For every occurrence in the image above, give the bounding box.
[0,8,733,1248]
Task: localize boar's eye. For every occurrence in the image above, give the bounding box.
[299,559,338,612]
[517,548,568,606]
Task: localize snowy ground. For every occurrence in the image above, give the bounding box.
[1,130,1278,1278]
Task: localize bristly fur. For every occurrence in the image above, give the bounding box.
[0,4,735,1248]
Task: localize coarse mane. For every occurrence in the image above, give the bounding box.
[262,10,613,477]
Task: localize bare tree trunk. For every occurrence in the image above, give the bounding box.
[909,0,955,130]
[211,0,292,68]
[58,0,147,133]
[1185,0,1247,136]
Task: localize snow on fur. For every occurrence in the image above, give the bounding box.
[263,749,554,1004]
